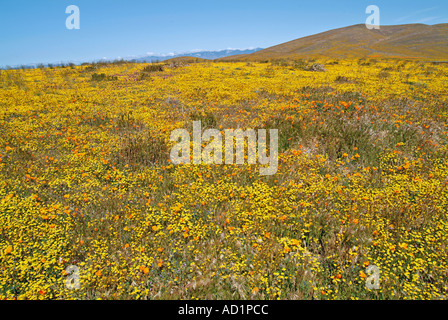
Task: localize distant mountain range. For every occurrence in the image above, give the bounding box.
[131,48,263,63]
[220,23,448,61]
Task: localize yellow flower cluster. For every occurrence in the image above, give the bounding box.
[0,58,447,299]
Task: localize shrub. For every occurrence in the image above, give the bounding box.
[142,64,164,73]
[91,73,118,81]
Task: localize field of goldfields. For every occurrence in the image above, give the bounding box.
[1,58,448,299]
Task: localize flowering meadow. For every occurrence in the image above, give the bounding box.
[1,58,448,299]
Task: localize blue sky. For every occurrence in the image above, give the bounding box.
[1,0,447,67]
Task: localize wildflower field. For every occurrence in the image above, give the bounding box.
[1,58,448,300]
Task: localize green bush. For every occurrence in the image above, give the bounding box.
[91,73,118,81]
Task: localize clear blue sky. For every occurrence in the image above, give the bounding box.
[1,0,447,67]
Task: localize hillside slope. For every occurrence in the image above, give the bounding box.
[221,23,448,61]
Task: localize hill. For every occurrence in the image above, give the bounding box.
[220,23,448,61]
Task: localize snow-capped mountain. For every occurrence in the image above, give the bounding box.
[132,48,263,62]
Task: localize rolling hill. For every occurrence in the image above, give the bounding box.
[220,23,448,61]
